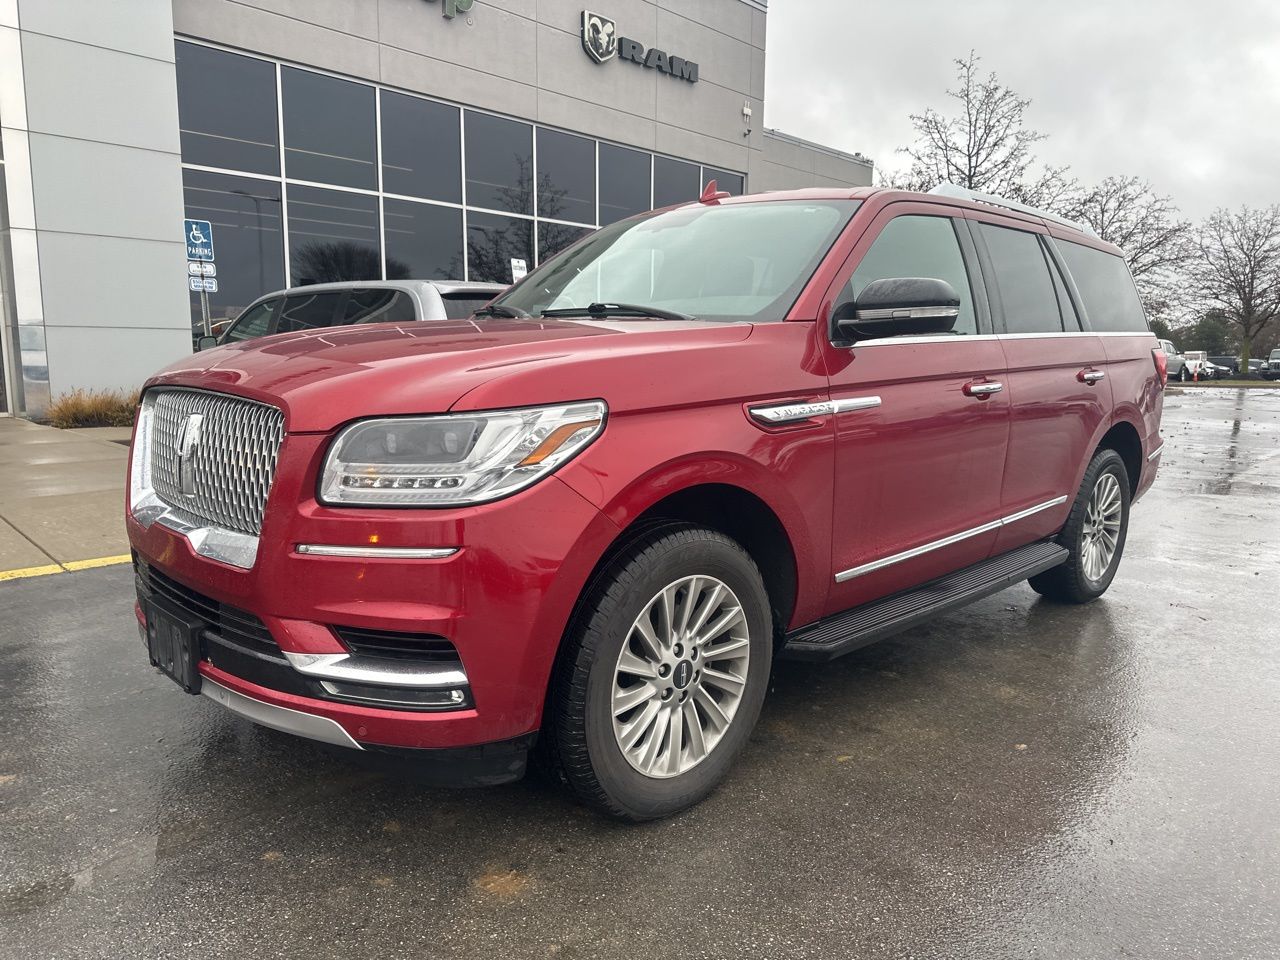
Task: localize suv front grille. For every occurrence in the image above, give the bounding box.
[134,557,278,657]
[148,388,285,536]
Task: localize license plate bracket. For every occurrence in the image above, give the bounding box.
[142,595,205,694]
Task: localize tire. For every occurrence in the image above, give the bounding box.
[1178,367,1189,382]
[545,524,772,821]
[1029,448,1130,604]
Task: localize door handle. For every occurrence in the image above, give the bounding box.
[1078,368,1106,385]
[963,380,1003,398]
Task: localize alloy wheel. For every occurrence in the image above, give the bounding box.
[1081,472,1123,582]
[611,575,751,779]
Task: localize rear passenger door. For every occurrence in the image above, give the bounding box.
[967,215,1111,554]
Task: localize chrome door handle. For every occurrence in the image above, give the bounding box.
[964,380,1003,398]
[1078,369,1106,384]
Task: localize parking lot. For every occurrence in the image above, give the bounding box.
[1,387,1278,960]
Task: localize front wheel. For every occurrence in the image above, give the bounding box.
[1178,367,1190,382]
[1029,448,1130,604]
[546,525,772,821]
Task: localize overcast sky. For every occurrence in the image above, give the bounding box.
[762,0,1280,220]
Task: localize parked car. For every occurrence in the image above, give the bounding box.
[1157,339,1189,381]
[1205,359,1234,378]
[197,280,508,348]
[128,183,1164,820]
[1263,350,1280,380]
[1182,350,1215,380]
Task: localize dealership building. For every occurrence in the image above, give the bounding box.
[0,0,872,418]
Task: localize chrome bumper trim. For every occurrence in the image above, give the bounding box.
[283,651,469,688]
[154,513,260,569]
[295,544,459,559]
[1147,443,1164,462]
[201,676,363,750]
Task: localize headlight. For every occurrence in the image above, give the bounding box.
[319,401,606,506]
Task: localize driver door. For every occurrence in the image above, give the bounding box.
[816,204,1011,615]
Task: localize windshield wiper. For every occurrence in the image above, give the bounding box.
[541,302,695,322]
[472,303,530,319]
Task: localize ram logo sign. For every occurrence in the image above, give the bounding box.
[580,10,699,82]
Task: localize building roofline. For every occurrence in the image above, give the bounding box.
[763,128,874,169]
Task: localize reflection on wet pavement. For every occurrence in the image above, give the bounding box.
[1,388,1278,959]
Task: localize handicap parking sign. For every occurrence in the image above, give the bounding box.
[185,219,215,261]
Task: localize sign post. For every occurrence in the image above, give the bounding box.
[185,219,216,338]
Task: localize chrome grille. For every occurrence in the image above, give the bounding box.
[148,389,285,536]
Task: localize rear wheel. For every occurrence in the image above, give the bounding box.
[1029,448,1130,604]
[546,525,772,821]
[1178,367,1190,382]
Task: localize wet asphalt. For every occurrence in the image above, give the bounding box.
[2,386,1278,960]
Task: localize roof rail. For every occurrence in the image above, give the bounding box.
[927,182,1098,238]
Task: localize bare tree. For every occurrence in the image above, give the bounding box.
[1064,176,1192,318]
[891,53,1075,207]
[1193,206,1280,371]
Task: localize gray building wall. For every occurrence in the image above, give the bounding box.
[0,0,191,417]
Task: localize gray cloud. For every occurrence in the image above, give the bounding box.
[762,0,1280,219]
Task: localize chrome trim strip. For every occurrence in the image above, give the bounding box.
[283,651,469,689]
[1147,444,1164,462]
[852,331,1157,348]
[295,544,459,559]
[749,400,836,424]
[201,676,364,750]
[854,306,959,321]
[834,495,1070,582]
[832,396,883,413]
[156,515,260,569]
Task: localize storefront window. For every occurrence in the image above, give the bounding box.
[176,42,279,176]
[381,91,462,204]
[467,212,532,284]
[599,144,651,225]
[383,199,464,280]
[287,185,380,285]
[538,222,591,265]
[464,112,533,215]
[536,129,594,224]
[282,67,376,189]
[702,168,745,196]
[653,157,701,208]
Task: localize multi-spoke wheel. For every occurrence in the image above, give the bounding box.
[1030,448,1131,603]
[546,525,772,821]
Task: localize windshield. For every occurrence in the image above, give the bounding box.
[494,199,859,323]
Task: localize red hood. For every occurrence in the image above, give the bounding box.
[147,318,753,432]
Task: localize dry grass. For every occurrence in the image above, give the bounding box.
[46,388,140,429]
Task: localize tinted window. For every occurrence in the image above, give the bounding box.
[441,296,494,320]
[343,289,416,324]
[282,68,376,189]
[1047,255,1082,330]
[277,291,344,332]
[702,168,745,196]
[1056,240,1149,332]
[847,216,977,335]
[182,170,285,331]
[978,224,1062,334]
[380,91,461,203]
[467,212,533,284]
[223,298,278,342]
[536,129,594,224]
[175,42,278,175]
[538,222,591,264]
[464,113,533,214]
[599,143,651,225]
[383,199,463,280]
[287,185,380,284]
[653,157,700,208]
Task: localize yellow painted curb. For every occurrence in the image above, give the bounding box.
[0,554,131,582]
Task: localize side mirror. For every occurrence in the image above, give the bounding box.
[195,335,219,352]
[833,277,960,343]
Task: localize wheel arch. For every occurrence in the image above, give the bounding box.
[1096,418,1143,496]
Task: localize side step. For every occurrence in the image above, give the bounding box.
[780,541,1068,662]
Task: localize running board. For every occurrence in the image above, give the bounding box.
[780,541,1069,662]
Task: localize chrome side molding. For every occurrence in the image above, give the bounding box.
[295,544,459,559]
[201,676,364,750]
[1147,444,1164,462]
[750,396,881,424]
[282,651,469,689]
[834,495,1069,582]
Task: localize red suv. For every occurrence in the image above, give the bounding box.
[128,184,1165,820]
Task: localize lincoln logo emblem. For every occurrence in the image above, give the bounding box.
[582,11,616,63]
[176,413,204,496]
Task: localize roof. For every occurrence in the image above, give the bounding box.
[258,279,507,298]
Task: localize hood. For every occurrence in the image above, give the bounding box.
[146,318,753,432]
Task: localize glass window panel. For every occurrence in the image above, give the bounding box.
[702,168,744,196]
[536,129,594,224]
[282,67,376,189]
[383,199,463,280]
[222,298,278,342]
[599,143,651,225]
[343,289,417,324]
[182,169,285,333]
[847,215,977,335]
[287,185,380,285]
[277,291,345,333]
[176,42,279,175]
[538,222,591,264]
[978,223,1062,334]
[653,156,700,208]
[1057,239,1149,332]
[441,295,496,319]
[467,211,533,284]
[380,91,461,203]
[464,112,533,214]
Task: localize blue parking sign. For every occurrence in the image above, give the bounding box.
[185,219,215,261]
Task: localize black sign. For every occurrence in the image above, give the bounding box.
[581,10,699,83]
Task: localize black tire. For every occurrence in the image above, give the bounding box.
[545,524,772,821]
[1178,367,1189,382]
[1029,448,1131,604]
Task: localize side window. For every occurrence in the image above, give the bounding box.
[223,299,278,342]
[1046,253,1082,331]
[1056,240,1149,332]
[977,223,1063,334]
[276,291,344,333]
[343,289,416,324]
[846,215,977,335]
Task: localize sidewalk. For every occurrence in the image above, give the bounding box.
[0,418,131,574]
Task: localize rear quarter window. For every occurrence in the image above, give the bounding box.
[1057,240,1149,333]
